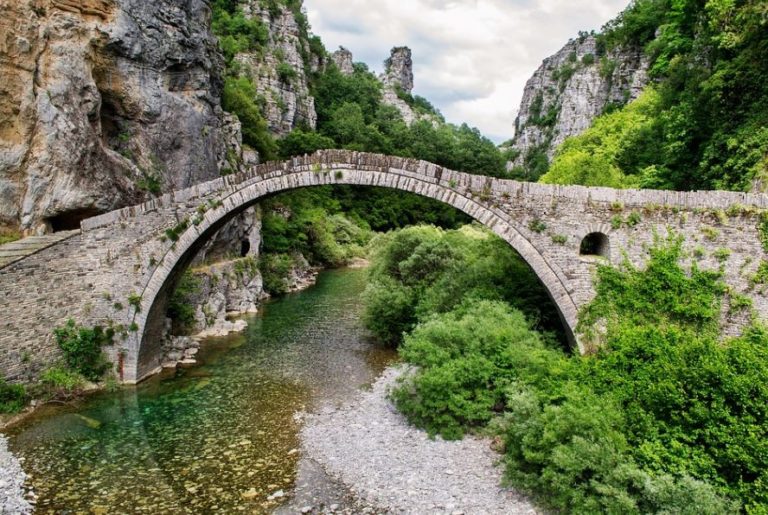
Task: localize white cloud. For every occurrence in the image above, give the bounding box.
[304,0,629,143]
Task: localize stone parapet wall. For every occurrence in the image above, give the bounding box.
[2,151,767,383]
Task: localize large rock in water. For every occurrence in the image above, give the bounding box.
[506,35,649,177]
[0,0,242,233]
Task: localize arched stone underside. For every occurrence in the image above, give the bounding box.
[132,170,580,382]
[3,150,768,384]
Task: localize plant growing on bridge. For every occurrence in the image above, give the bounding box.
[551,234,568,245]
[53,320,113,382]
[163,218,190,243]
[625,211,642,227]
[528,219,547,233]
[127,293,142,312]
[700,225,720,241]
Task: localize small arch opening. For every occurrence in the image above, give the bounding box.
[240,240,251,257]
[580,232,610,258]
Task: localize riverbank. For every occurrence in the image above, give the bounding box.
[0,435,32,513]
[300,366,539,514]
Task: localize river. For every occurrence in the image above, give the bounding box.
[6,268,397,513]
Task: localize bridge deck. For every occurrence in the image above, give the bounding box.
[0,230,80,270]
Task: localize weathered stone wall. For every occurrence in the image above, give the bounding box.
[2,151,767,384]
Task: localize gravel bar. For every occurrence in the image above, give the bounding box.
[301,366,539,514]
[0,434,32,514]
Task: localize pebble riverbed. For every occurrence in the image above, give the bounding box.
[300,366,540,514]
[0,435,32,514]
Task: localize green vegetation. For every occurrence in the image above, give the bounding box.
[0,227,21,245]
[366,230,767,511]
[545,0,768,192]
[167,271,201,333]
[363,225,563,347]
[0,378,27,413]
[39,366,86,398]
[222,77,279,161]
[53,320,113,382]
[541,88,662,187]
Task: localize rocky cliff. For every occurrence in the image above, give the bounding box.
[0,0,245,233]
[332,46,435,126]
[234,1,321,137]
[506,35,649,178]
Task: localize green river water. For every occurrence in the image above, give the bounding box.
[7,268,397,513]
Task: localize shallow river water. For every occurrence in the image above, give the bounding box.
[7,268,396,513]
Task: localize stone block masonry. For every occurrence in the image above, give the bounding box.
[2,150,768,383]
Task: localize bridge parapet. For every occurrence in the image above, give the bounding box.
[2,151,768,383]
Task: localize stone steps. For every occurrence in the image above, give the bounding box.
[0,230,80,270]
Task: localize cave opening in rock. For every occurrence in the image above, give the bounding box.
[240,240,251,257]
[47,208,103,233]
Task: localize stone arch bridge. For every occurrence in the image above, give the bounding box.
[2,150,767,383]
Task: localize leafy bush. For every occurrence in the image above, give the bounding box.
[167,271,201,334]
[0,378,27,413]
[363,225,564,346]
[40,366,86,397]
[276,62,298,84]
[259,253,297,295]
[385,230,762,509]
[53,320,113,381]
[392,301,555,439]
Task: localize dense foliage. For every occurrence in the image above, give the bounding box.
[0,378,27,413]
[208,0,511,280]
[362,225,563,346]
[368,228,768,512]
[547,0,768,191]
[53,320,113,382]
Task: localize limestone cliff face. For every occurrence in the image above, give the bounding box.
[334,46,433,126]
[331,46,354,75]
[380,46,420,125]
[507,36,649,176]
[235,1,320,137]
[0,0,244,233]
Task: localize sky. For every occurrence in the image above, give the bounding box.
[304,0,630,143]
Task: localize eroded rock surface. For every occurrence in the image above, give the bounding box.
[0,0,242,233]
[507,35,649,176]
[235,1,320,137]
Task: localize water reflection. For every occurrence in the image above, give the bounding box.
[7,268,396,513]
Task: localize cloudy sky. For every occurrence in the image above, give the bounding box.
[304,0,629,143]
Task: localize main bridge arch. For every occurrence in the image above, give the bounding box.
[4,150,768,384]
[121,151,579,382]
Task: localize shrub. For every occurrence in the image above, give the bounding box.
[276,62,298,84]
[0,378,27,413]
[40,366,86,397]
[259,253,296,295]
[392,301,555,439]
[528,219,547,233]
[53,320,113,381]
[167,271,201,333]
